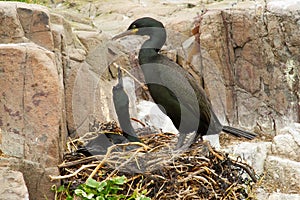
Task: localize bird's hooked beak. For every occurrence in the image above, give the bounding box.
[112,28,139,40]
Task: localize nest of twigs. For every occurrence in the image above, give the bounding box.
[50,121,258,199]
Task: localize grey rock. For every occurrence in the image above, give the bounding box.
[225,142,272,174]
[268,192,300,200]
[256,189,300,200]
[0,168,29,200]
[265,156,300,193]
[271,123,300,162]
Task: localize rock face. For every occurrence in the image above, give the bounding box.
[0,0,299,199]
[272,123,300,162]
[0,167,29,200]
[195,4,299,133]
[225,123,300,197]
[265,156,300,193]
[0,43,64,199]
[0,2,67,199]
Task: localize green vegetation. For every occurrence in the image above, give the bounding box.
[52,176,151,200]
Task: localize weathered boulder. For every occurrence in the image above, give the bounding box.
[17,3,54,51]
[0,2,54,49]
[256,189,300,200]
[271,130,300,162]
[225,141,272,175]
[0,43,65,200]
[264,156,300,194]
[268,192,300,200]
[224,123,300,196]
[0,167,29,200]
[0,2,26,43]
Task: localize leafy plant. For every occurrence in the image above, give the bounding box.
[52,175,151,200]
[75,177,126,200]
[75,176,150,200]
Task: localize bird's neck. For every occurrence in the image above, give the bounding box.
[138,46,158,64]
[138,31,166,64]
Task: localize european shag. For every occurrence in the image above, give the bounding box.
[112,65,141,142]
[113,17,256,148]
[76,132,139,156]
[76,67,140,156]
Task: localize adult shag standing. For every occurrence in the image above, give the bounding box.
[113,17,256,148]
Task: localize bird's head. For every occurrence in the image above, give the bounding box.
[113,17,167,53]
[113,17,166,40]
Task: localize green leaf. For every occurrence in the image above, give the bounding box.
[141,189,148,195]
[111,175,126,185]
[97,181,107,193]
[66,195,73,200]
[57,185,66,193]
[74,189,87,197]
[86,178,101,189]
[109,186,122,191]
[86,193,95,199]
[96,196,105,200]
[78,184,97,196]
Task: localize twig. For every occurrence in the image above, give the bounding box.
[87,142,149,181]
[58,156,100,168]
[49,164,98,181]
[67,137,78,152]
[177,169,206,183]
[105,148,144,180]
[223,182,238,200]
[130,117,146,127]
[204,140,224,160]
[87,145,116,181]
[154,181,167,198]
[231,159,258,182]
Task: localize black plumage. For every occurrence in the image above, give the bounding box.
[112,66,141,142]
[77,67,140,156]
[113,17,256,148]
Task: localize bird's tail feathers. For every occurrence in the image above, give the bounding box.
[222,126,256,139]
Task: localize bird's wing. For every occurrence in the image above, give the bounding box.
[158,56,199,117]
[156,55,211,120]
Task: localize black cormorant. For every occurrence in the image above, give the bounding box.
[113,17,256,148]
[76,67,140,156]
[112,65,141,142]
